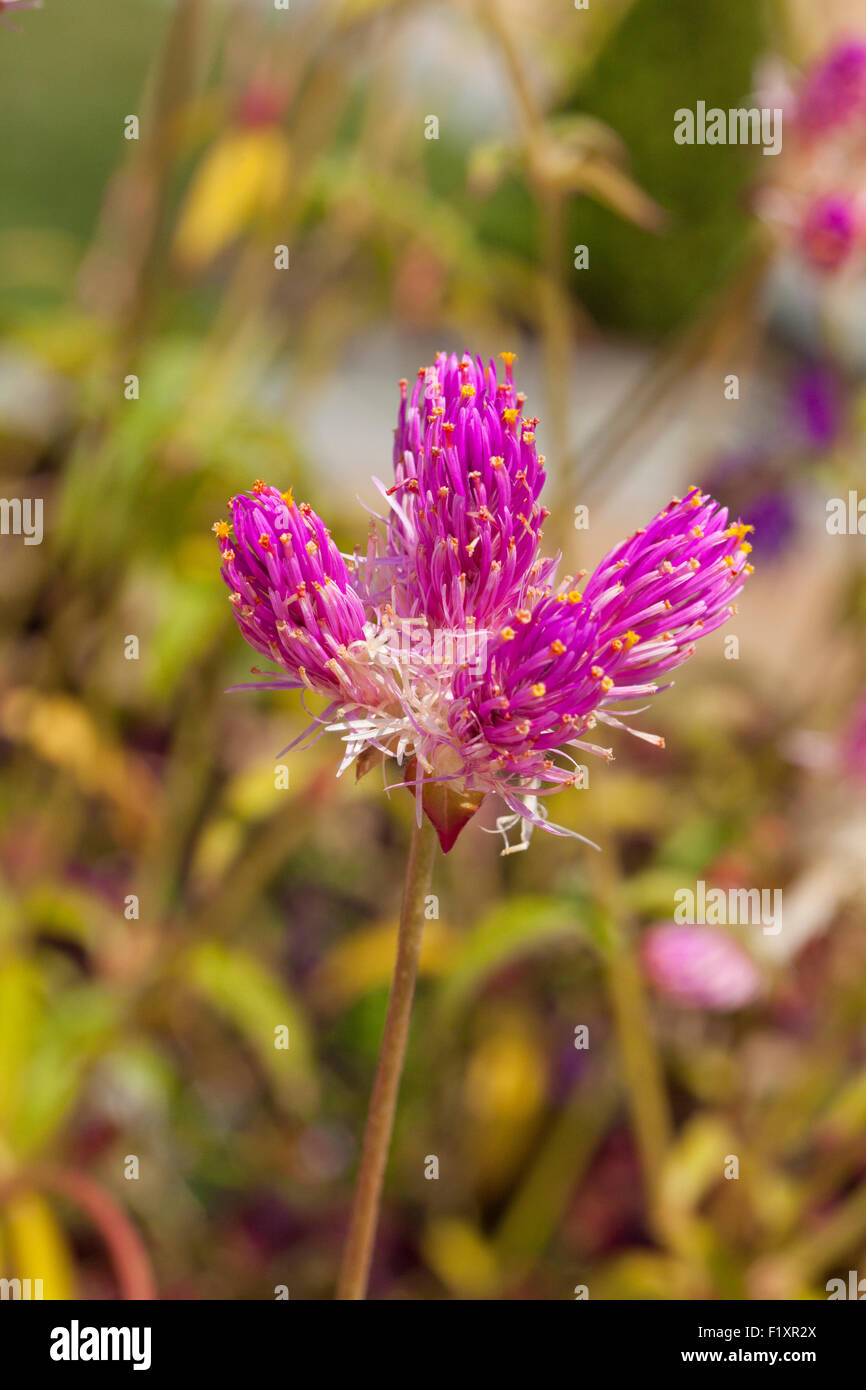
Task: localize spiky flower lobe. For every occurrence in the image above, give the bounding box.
[585,487,753,693]
[385,352,552,628]
[216,483,368,698]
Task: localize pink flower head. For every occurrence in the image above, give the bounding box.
[642,924,762,1011]
[800,193,860,271]
[216,357,753,853]
[796,39,866,136]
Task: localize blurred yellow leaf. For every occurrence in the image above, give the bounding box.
[463,1012,548,1196]
[3,1191,76,1300]
[0,689,156,838]
[310,919,457,1011]
[174,129,290,270]
[0,957,41,1135]
[422,1217,499,1298]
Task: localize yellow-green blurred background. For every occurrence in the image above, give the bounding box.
[1,0,865,1300]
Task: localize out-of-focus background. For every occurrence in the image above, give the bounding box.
[1,0,865,1300]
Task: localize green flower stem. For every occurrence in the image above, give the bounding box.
[336,814,437,1300]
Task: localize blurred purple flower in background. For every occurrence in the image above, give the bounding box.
[791,364,844,448]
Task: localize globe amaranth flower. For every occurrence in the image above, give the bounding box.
[216,353,754,853]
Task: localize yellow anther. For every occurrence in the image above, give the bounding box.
[490,455,504,468]
[258,533,271,549]
[624,630,640,648]
[253,479,267,493]
[531,682,546,698]
[515,608,532,623]
[212,520,231,539]
[601,677,614,691]
[460,383,476,398]
[739,540,752,554]
[499,351,517,366]
[281,489,294,506]
[567,589,583,604]
[501,626,516,641]
[551,639,566,655]
[591,666,604,679]
[501,408,519,424]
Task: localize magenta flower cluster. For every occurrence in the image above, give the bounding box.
[215,353,753,851]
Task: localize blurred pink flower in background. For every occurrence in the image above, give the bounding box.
[755,37,866,274]
[641,924,762,1011]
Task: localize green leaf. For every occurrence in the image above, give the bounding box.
[180,941,318,1115]
[436,895,590,1020]
[11,986,118,1156]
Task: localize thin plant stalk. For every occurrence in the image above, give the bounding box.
[590,849,672,1233]
[601,923,672,1230]
[336,814,437,1300]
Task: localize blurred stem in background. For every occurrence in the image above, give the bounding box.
[336,815,438,1300]
[479,0,574,502]
[591,846,672,1236]
[601,918,672,1235]
[77,0,207,347]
